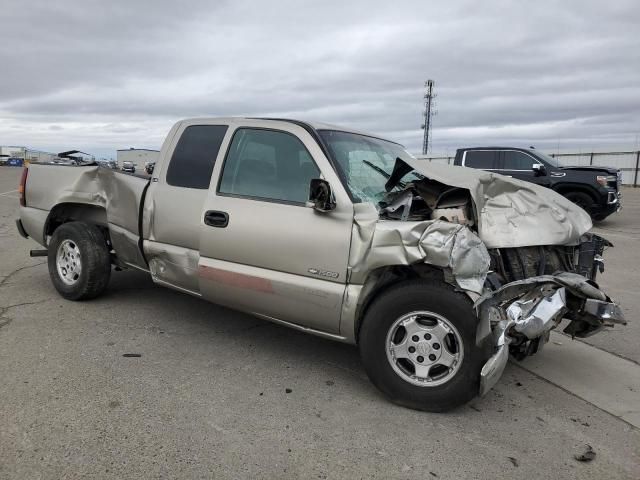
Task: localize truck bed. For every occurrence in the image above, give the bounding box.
[20,163,149,268]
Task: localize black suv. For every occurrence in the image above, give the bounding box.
[453,147,622,221]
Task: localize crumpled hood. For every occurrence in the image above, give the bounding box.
[398,158,593,249]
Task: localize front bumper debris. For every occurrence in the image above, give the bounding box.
[478,319,512,396]
[507,287,567,339]
[475,272,626,396]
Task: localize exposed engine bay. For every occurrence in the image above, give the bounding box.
[379,177,474,226]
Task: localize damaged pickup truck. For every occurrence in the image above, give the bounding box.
[16,118,626,412]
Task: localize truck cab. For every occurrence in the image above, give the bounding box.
[142,119,353,334]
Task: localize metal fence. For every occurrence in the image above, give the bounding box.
[416,150,640,186]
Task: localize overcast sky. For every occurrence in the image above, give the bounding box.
[1,0,639,158]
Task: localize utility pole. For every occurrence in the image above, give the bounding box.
[421,80,436,155]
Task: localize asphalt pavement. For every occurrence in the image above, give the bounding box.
[1,167,638,479]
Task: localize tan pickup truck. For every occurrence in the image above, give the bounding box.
[16,118,625,411]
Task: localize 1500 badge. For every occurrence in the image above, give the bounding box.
[308,268,339,279]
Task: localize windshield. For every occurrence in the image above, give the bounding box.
[319,130,417,204]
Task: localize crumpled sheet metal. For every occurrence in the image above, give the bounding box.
[507,287,567,339]
[404,159,593,248]
[476,272,607,308]
[25,164,104,212]
[477,273,623,394]
[349,203,491,293]
[475,272,621,342]
[582,298,626,327]
[29,164,146,238]
[96,168,147,236]
[73,167,147,267]
[479,319,513,396]
[146,240,200,292]
[26,164,148,267]
[420,222,491,293]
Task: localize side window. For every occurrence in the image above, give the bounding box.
[503,151,536,170]
[218,128,321,204]
[464,151,499,169]
[166,125,228,189]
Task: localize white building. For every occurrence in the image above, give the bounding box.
[117,148,160,169]
[0,146,57,163]
[0,146,25,158]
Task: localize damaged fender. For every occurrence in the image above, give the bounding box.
[348,203,490,294]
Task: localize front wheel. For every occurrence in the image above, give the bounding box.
[563,191,594,217]
[359,280,491,412]
[48,221,111,300]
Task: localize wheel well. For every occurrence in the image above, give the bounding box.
[45,203,108,244]
[354,264,446,342]
[553,184,598,203]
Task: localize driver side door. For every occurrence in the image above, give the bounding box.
[198,123,354,335]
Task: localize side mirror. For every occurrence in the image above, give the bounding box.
[306,178,336,212]
[532,163,546,176]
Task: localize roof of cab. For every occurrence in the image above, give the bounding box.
[176,117,400,145]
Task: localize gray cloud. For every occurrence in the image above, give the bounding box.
[1,0,639,158]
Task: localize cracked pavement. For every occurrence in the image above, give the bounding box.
[0,167,638,479]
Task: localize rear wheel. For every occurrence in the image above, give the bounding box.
[48,221,111,300]
[563,191,594,216]
[359,280,490,412]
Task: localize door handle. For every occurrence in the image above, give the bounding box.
[204,210,229,228]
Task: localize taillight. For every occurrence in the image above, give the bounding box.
[18,166,28,206]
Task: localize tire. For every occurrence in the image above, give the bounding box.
[47,221,111,300]
[563,191,594,216]
[359,279,491,412]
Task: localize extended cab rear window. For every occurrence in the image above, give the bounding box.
[463,150,499,169]
[166,125,228,189]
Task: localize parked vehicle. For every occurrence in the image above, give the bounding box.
[96,159,118,170]
[16,118,625,411]
[453,147,622,221]
[6,157,24,167]
[50,158,77,166]
[121,161,136,173]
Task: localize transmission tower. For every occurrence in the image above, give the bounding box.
[421,80,437,154]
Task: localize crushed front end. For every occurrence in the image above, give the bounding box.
[361,156,626,396]
[475,234,626,395]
